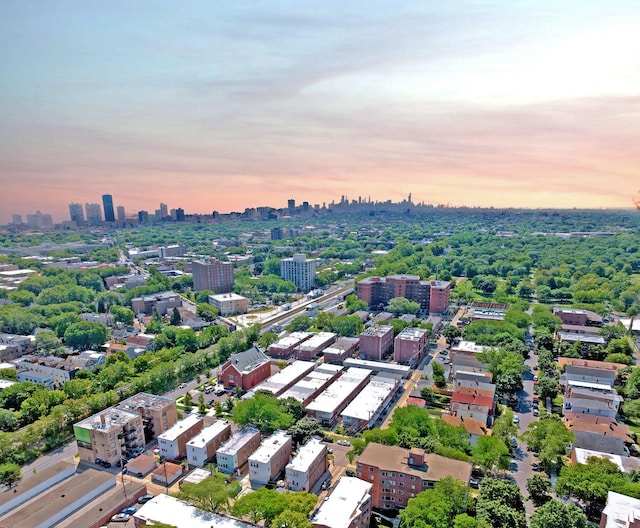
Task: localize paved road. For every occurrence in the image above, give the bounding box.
[509,345,540,518]
[21,440,78,478]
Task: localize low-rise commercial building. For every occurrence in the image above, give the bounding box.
[251,360,316,397]
[157,414,204,461]
[209,293,249,315]
[268,332,313,359]
[600,491,640,528]
[323,337,359,365]
[249,430,292,485]
[311,477,373,528]
[341,376,400,432]
[294,332,336,360]
[285,437,327,492]
[278,364,343,406]
[306,368,371,426]
[131,290,182,315]
[216,426,262,475]
[187,420,232,467]
[342,358,411,379]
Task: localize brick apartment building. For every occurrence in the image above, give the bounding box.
[359,325,394,361]
[219,345,271,390]
[357,275,450,314]
[356,443,472,510]
[394,327,428,364]
[192,258,234,293]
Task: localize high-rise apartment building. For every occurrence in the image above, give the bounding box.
[11,214,22,225]
[357,275,450,314]
[138,210,149,224]
[280,253,317,292]
[69,203,85,225]
[102,194,115,222]
[26,211,53,229]
[175,208,185,221]
[191,258,234,293]
[85,203,102,225]
[116,205,125,222]
[159,203,168,219]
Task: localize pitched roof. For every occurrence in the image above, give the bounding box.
[227,346,269,373]
[441,414,489,436]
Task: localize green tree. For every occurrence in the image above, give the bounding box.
[232,487,287,525]
[330,315,365,337]
[472,435,511,474]
[110,305,135,326]
[170,307,182,326]
[63,321,108,350]
[287,417,323,447]
[387,297,420,316]
[442,325,462,346]
[232,393,295,433]
[286,316,312,332]
[476,478,526,528]
[345,294,368,313]
[146,310,163,333]
[529,499,588,528]
[399,477,472,528]
[259,332,279,349]
[35,330,64,356]
[522,415,575,470]
[431,361,446,388]
[175,470,241,512]
[0,462,22,489]
[7,289,36,307]
[198,393,207,415]
[183,392,194,408]
[196,302,219,321]
[526,474,552,507]
[272,511,312,528]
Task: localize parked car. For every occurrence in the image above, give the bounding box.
[533,408,539,416]
[532,463,542,472]
[95,458,111,468]
[322,436,334,443]
[337,439,351,447]
[512,415,520,425]
[214,388,226,396]
[111,513,130,523]
[346,469,356,477]
[137,493,154,504]
[178,383,187,389]
[469,477,481,489]
[121,506,137,515]
[327,448,333,454]
[511,437,518,448]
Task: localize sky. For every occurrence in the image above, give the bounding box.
[1,1,639,224]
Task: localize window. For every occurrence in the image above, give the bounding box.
[109,433,115,440]
[399,482,404,487]
[409,476,416,481]
[369,467,374,472]
[398,490,404,495]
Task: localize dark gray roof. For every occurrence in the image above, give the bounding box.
[229,346,269,373]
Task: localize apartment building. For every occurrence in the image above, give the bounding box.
[216,426,262,475]
[157,414,204,461]
[394,327,428,365]
[311,477,373,528]
[323,337,359,365]
[280,253,317,292]
[209,293,249,315]
[249,430,293,485]
[268,332,313,359]
[285,437,327,492]
[294,332,336,361]
[359,325,394,361]
[131,291,182,315]
[356,275,450,314]
[74,408,145,466]
[192,258,234,293]
[15,355,80,389]
[356,443,472,510]
[341,376,400,432]
[187,420,232,467]
[117,392,178,443]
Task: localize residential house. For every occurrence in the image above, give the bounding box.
[219,346,271,390]
[311,477,373,528]
[285,437,327,492]
[248,430,292,485]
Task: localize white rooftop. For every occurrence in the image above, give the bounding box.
[311,477,373,528]
[210,293,247,302]
[452,340,490,354]
[341,376,399,421]
[135,493,254,528]
[158,414,202,442]
[567,379,615,391]
[271,332,311,349]
[187,420,230,448]
[249,430,290,464]
[396,327,427,341]
[306,368,371,415]
[601,491,640,528]
[217,427,260,456]
[296,332,336,350]
[278,367,343,403]
[286,437,326,472]
[253,360,316,395]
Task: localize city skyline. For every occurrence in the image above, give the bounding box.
[1,1,640,224]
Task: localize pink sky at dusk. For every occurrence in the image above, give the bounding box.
[1,1,639,224]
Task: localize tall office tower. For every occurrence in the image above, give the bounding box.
[287,199,295,211]
[280,253,317,292]
[191,258,234,293]
[175,208,185,222]
[69,203,85,225]
[85,203,102,225]
[26,211,53,229]
[138,210,149,224]
[302,201,309,212]
[11,214,22,225]
[102,194,115,222]
[159,203,168,219]
[116,206,125,222]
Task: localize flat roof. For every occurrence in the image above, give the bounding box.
[253,360,316,394]
[76,407,140,434]
[278,367,343,403]
[601,491,640,528]
[452,340,490,354]
[270,332,312,350]
[343,358,411,375]
[135,493,254,528]
[118,392,175,412]
[217,427,260,456]
[311,477,372,528]
[210,293,247,301]
[557,332,606,344]
[158,414,202,442]
[360,325,393,337]
[187,420,230,447]
[0,469,114,528]
[249,430,290,464]
[341,376,399,421]
[296,331,336,350]
[0,460,73,509]
[396,327,427,341]
[567,380,617,391]
[286,437,325,472]
[306,368,371,415]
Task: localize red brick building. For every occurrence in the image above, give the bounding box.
[394,327,428,365]
[192,258,234,293]
[219,346,271,390]
[356,443,472,510]
[359,325,394,361]
[356,275,450,314]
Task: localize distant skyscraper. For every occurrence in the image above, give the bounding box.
[69,203,84,225]
[116,206,125,222]
[175,208,185,222]
[11,214,22,225]
[138,210,149,224]
[85,203,102,225]
[159,203,168,219]
[288,199,295,211]
[102,194,115,222]
[280,253,317,292]
[191,258,234,293]
[26,211,53,229]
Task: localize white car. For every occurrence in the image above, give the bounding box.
[336,439,351,447]
[512,415,520,424]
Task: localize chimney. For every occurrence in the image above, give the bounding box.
[100,414,106,426]
[408,448,425,467]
